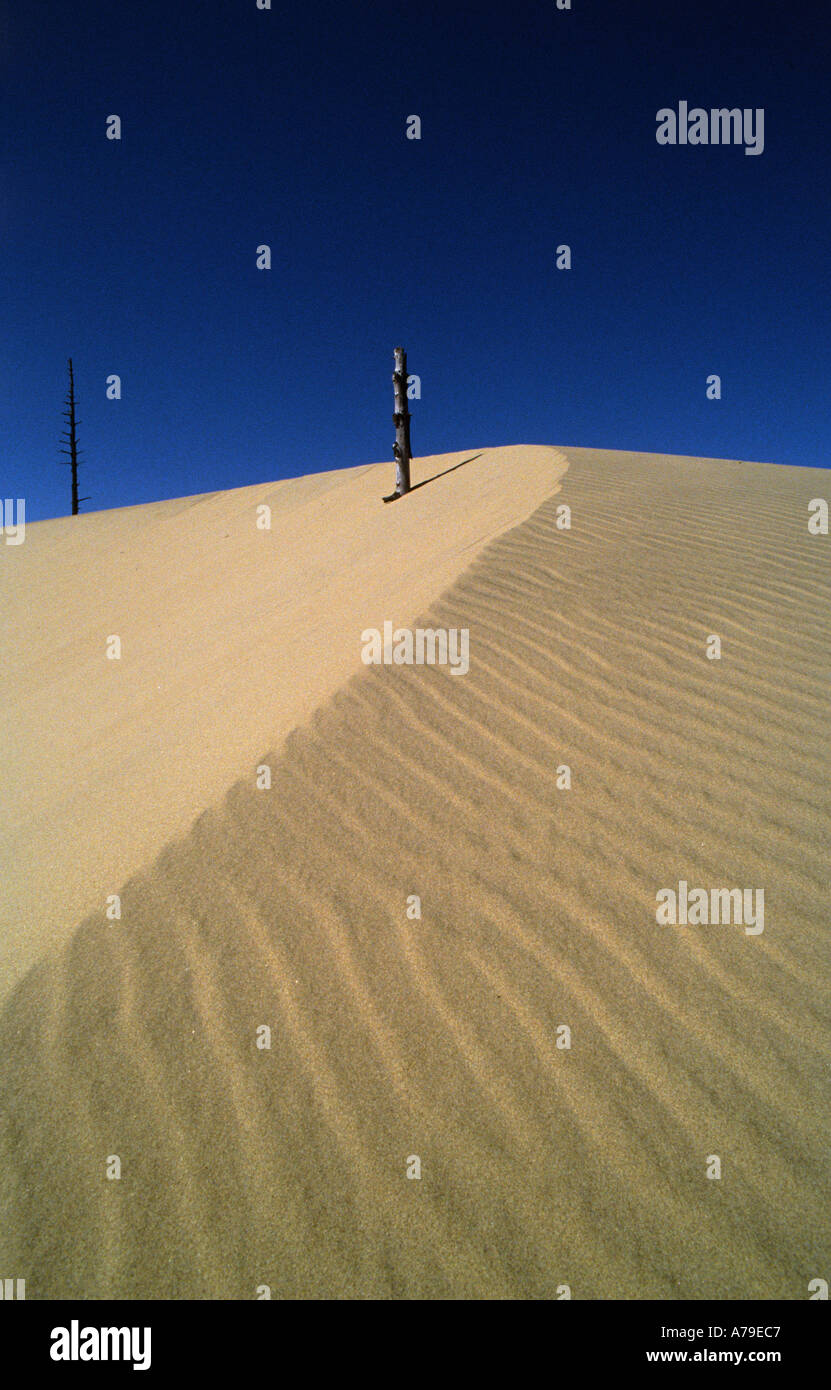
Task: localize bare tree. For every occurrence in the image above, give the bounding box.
[59,358,89,514]
[392,346,412,496]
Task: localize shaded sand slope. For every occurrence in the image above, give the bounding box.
[0,446,565,997]
[1,447,829,1298]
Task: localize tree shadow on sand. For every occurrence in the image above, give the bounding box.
[382,453,484,503]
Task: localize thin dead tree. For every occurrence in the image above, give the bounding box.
[60,358,89,514]
[391,346,412,497]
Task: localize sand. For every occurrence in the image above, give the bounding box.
[0,443,829,1299]
[0,445,565,996]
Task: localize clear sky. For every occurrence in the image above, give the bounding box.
[2,0,829,521]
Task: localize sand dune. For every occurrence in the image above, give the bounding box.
[0,445,565,996]
[1,445,829,1298]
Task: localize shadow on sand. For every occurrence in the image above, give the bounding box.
[382,453,484,503]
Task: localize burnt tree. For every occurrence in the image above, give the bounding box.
[392,346,412,496]
[60,358,89,514]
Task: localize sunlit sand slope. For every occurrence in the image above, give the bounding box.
[0,446,828,1298]
[0,445,566,998]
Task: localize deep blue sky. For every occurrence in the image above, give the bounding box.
[2,0,829,520]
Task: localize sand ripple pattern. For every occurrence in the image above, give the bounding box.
[1,447,829,1298]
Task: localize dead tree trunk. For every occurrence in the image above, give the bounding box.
[392,346,412,496]
[60,358,88,514]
